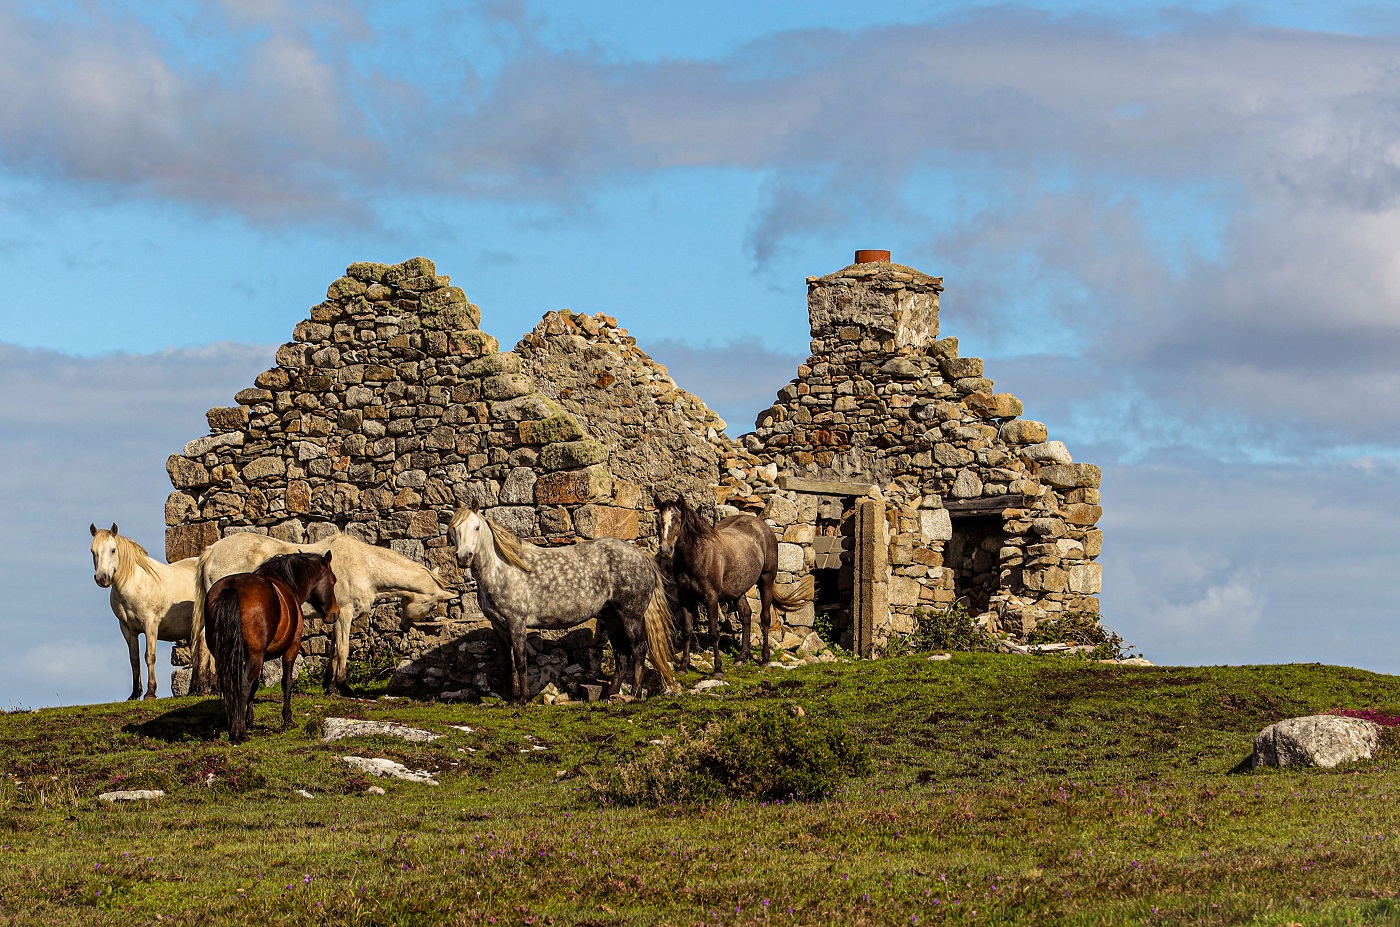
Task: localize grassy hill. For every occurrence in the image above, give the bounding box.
[2,654,1399,925]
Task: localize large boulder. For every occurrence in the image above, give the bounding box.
[1250,715,1383,769]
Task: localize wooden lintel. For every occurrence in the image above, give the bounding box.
[778,475,876,496]
[943,494,1027,517]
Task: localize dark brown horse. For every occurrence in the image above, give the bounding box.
[204,552,339,743]
[657,497,806,673]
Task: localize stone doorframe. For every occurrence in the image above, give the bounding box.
[778,476,887,658]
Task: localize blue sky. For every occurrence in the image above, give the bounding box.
[3,0,1399,707]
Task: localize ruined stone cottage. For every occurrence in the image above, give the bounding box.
[163,251,1101,696]
[717,251,1103,655]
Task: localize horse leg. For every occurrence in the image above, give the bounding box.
[678,600,695,673]
[120,622,142,701]
[736,595,754,664]
[602,619,629,698]
[757,577,776,665]
[511,626,531,705]
[143,620,160,699]
[628,616,647,698]
[243,656,263,736]
[706,593,723,676]
[281,639,300,728]
[326,605,355,697]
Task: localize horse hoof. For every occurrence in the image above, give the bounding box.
[143,693,158,701]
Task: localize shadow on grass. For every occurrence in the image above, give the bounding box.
[123,698,227,742]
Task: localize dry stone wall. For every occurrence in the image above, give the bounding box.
[514,309,731,542]
[162,257,720,699]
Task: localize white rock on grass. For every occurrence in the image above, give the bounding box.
[691,679,729,694]
[342,756,439,785]
[97,790,165,802]
[322,718,442,743]
[1251,715,1383,770]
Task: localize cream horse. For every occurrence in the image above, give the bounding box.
[189,531,456,695]
[90,524,199,700]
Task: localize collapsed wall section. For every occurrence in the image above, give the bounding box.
[514,309,731,541]
[162,257,661,699]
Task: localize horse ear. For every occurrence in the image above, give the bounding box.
[322,551,333,565]
[110,523,119,535]
[90,523,98,537]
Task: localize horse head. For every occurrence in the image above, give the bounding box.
[399,576,456,631]
[90,522,120,588]
[304,551,341,625]
[448,505,486,570]
[657,498,700,559]
[259,551,341,623]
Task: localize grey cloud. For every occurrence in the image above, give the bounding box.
[16,8,1400,209]
[6,6,1400,454]
[1100,455,1400,671]
[0,6,378,219]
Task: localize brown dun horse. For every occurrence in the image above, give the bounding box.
[204,552,339,743]
[657,497,806,673]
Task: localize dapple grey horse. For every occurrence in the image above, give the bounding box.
[449,505,677,703]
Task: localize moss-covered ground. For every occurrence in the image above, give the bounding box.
[2,654,1399,925]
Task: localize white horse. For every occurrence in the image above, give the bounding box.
[90,524,199,700]
[188,531,456,696]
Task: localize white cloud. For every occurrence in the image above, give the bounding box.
[0,639,148,710]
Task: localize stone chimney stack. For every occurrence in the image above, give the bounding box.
[806,250,944,353]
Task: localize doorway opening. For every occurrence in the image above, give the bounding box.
[946,514,1003,616]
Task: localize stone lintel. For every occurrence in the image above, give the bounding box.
[943,494,1028,517]
[778,475,876,497]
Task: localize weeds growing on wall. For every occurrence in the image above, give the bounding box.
[1027,611,1140,660]
[595,704,871,805]
[884,603,999,656]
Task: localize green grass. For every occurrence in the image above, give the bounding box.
[3,655,1400,925]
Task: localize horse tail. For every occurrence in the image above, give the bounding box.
[771,589,808,612]
[188,550,215,694]
[642,559,678,695]
[207,581,250,742]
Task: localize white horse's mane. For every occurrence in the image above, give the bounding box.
[451,507,534,573]
[94,529,160,584]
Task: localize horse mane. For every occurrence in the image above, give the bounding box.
[668,497,717,543]
[99,530,161,584]
[484,518,536,573]
[255,552,320,590]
